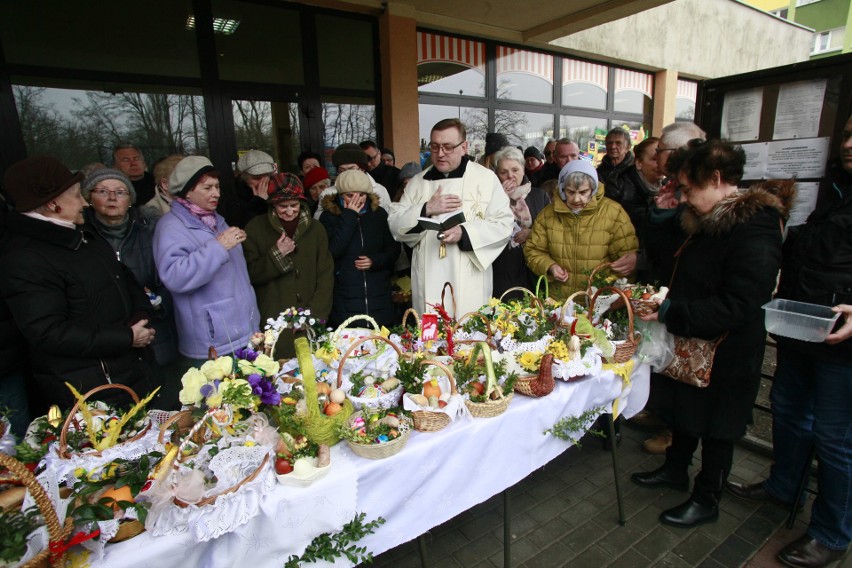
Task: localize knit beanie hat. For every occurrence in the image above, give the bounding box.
[335,170,373,195]
[558,159,599,197]
[267,172,305,203]
[485,133,510,156]
[398,162,422,181]
[81,168,137,204]
[237,150,275,176]
[303,166,330,190]
[524,146,545,161]
[332,143,368,168]
[169,156,216,197]
[3,156,84,212]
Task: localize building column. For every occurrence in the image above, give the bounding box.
[379,3,420,166]
[652,69,678,135]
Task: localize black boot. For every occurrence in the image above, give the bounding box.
[631,464,689,491]
[660,469,722,528]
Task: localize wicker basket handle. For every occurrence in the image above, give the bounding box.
[157,410,194,444]
[559,290,592,325]
[440,282,456,320]
[336,335,404,388]
[58,383,142,459]
[499,286,545,311]
[331,314,380,344]
[535,275,549,300]
[400,307,420,332]
[451,311,494,342]
[420,359,458,395]
[591,285,636,341]
[586,262,611,293]
[0,453,72,568]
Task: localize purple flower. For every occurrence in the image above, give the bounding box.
[200,383,215,397]
[248,373,280,405]
[234,347,259,362]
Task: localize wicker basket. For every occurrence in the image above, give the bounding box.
[461,342,513,418]
[440,282,457,320]
[58,383,152,460]
[336,335,404,410]
[331,314,381,352]
[513,353,555,398]
[295,337,354,446]
[591,286,640,364]
[451,311,497,361]
[0,454,73,568]
[408,359,457,432]
[163,409,270,508]
[344,412,412,459]
[499,286,545,312]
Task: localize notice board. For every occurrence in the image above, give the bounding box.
[696,53,852,225]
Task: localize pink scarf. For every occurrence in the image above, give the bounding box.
[175,197,218,232]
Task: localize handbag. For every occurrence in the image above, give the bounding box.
[660,334,727,388]
[658,236,726,388]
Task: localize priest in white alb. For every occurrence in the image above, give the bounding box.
[388,118,513,316]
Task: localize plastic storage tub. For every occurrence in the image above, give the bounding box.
[762,299,840,342]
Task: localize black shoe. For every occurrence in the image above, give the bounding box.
[727,481,801,509]
[631,465,689,491]
[778,535,845,568]
[660,497,718,528]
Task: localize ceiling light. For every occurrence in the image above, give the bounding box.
[186,15,240,35]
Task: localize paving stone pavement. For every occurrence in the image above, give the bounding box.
[366,424,851,568]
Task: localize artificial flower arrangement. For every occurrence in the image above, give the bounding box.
[453,351,518,403]
[265,307,330,358]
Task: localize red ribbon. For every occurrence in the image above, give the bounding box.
[428,302,455,356]
[50,528,101,562]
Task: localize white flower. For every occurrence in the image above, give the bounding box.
[309,318,316,325]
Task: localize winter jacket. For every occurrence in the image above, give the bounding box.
[244,203,333,358]
[153,200,260,359]
[319,192,398,328]
[0,213,156,413]
[524,191,639,299]
[597,153,650,235]
[86,208,179,365]
[776,160,852,363]
[492,184,551,299]
[656,181,793,440]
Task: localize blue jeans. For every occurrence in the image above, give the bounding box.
[764,348,852,551]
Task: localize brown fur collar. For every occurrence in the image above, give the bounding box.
[680,179,796,236]
[320,191,380,215]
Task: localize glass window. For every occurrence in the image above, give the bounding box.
[418,103,487,164]
[493,111,554,152]
[12,81,207,171]
[1,0,200,78]
[561,59,608,110]
[322,96,376,173]
[317,15,375,90]
[676,79,697,121]
[232,100,300,173]
[417,32,486,97]
[496,46,553,104]
[214,1,303,85]
[613,69,653,115]
[559,115,608,162]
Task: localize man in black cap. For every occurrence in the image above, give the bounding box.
[524,146,546,187]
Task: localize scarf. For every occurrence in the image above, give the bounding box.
[175,197,218,232]
[280,217,299,238]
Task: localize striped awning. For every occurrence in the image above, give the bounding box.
[562,59,608,91]
[677,79,698,102]
[614,68,653,97]
[496,45,554,84]
[417,31,485,70]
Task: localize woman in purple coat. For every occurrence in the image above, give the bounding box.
[153,156,260,364]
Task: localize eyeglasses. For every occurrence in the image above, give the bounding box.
[365,152,379,162]
[428,140,465,154]
[655,147,677,155]
[543,150,553,156]
[91,188,131,199]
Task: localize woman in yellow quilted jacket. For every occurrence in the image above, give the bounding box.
[524,160,639,299]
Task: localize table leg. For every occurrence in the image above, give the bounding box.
[608,414,626,525]
[504,489,512,567]
[418,533,428,567]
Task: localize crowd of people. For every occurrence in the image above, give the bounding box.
[0,114,850,567]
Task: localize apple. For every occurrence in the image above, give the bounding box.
[275,456,293,475]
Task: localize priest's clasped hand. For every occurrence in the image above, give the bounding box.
[426,186,462,216]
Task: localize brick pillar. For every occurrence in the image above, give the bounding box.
[379,5,420,166]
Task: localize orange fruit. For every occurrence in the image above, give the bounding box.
[101,485,134,511]
[324,402,342,416]
[423,379,442,399]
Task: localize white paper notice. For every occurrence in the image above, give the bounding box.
[766,138,830,179]
[773,79,827,140]
[786,182,820,227]
[741,142,768,180]
[721,88,763,141]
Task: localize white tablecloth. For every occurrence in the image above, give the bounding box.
[91,363,649,568]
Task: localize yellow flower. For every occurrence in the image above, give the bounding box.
[206,393,223,408]
[201,356,233,380]
[178,368,209,405]
[244,440,256,447]
[517,351,543,372]
[316,346,340,365]
[73,467,86,478]
[547,340,569,360]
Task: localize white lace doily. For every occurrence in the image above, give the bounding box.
[552,347,603,381]
[500,334,553,353]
